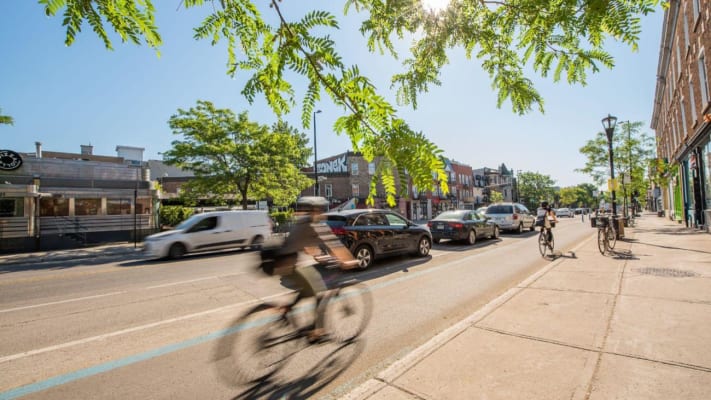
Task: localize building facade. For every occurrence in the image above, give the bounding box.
[650,0,711,231]
[0,143,156,252]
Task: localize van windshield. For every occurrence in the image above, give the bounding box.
[175,214,203,230]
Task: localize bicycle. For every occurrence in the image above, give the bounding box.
[213,270,373,384]
[538,227,554,257]
[596,216,617,255]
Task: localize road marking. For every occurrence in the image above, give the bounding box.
[0,291,290,365]
[0,292,126,314]
[146,276,217,289]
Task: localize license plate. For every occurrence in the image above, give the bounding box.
[436,224,444,230]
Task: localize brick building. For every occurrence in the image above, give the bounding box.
[650,0,711,231]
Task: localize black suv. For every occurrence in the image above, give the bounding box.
[323,209,432,269]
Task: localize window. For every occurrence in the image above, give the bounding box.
[368,162,375,175]
[40,197,69,216]
[692,0,700,20]
[107,199,131,215]
[689,78,698,123]
[683,7,690,50]
[136,198,151,214]
[351,184,360,197]
[324,183,333,198]
[75,198,100,216]
[0,198,23,217]
[351,162,359,175]
[384,213,407,226]
[681,99,688,136]
[188,216,218,233]
[675,39,682,77]
[698,53,709,105]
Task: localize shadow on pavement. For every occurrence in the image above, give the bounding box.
[217,338,365,400]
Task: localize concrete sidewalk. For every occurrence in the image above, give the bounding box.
[343,212,711,400]
[0,242,142,266]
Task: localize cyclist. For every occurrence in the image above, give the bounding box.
[536,201,558,244]
[260,196,358,343]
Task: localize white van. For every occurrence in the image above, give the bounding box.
[143,210,273,259]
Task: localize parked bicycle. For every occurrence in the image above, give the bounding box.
[214,269,373,384]
[596,216,617,255]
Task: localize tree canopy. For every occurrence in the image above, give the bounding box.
[577,120,654,209]
[517,171,556,210]
[162,100,313,208]
[39,0,661,204]
[0,108,13,126]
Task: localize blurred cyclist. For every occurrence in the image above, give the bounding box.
[259,196,358,343]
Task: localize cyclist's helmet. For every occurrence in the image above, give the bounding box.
[296,196,330,212]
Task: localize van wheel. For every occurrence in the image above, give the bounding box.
[354,245,374,270]
[168,243,186,259]
[250,235,264,250]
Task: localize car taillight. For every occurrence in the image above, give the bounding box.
[331,226,347,235]
[451,222,463,229]
[427,222,433,227]
[512,214,519,220]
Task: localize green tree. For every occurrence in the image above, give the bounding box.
[577,120,654,212]
[0,108,13,125]
[489,190,504,204]
[162,100,313,209]
[38,0,660,204]
[559,183,597,208]
[517,171,556,210]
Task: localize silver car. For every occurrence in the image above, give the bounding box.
[484,203,536,233]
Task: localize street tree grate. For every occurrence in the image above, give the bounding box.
[633,267,699,278]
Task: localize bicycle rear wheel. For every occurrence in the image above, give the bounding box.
[597,229,607,255]
[323,282,373,342]
[538,231,549,257]
[213,303,296,384]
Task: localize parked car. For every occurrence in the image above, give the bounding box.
[323,209,432,270]
[476,206,489,215]
[143,210,273,259]
[484,203,536,233]
[427,210,499,244]
[555,207,574,218]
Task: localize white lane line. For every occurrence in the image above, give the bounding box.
[0,291,291,364]
[0,292,126,314]
[146,276,217,289]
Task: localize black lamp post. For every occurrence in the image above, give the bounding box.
[601,114,618,218]
[313,109,322,196]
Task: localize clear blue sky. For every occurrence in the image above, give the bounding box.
[1,1,663,188]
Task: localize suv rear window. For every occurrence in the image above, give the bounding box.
[486,205,513,214]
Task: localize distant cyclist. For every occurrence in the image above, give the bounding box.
[536,201,558,243]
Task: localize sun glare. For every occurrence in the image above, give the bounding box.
[421,0,450,13]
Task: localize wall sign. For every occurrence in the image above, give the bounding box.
[317,154,348,174]
[0,150,23,171]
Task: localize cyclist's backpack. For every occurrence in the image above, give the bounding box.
[259,245,297,276]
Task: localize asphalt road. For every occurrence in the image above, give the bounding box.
[0,217,593,400]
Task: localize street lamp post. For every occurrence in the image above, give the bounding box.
[602,114,618,219]
[313,109,322,196]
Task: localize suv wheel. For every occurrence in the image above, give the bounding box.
[354,245,374,270]
[516,223,523,234]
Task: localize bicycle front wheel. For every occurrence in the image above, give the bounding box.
[597,229,607,255]
[607,226,617,250]
[538,231,548,257]
[323,282,373,342]
[213,303,295,384]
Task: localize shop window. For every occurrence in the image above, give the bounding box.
[40,197,69,217]
[107,199,131,215]
[136,198,151,214]
[351,162,359,175]
[351,184,360,197]
[75,199,101,216]
[0,198,23,217]
[324,184,333,198]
